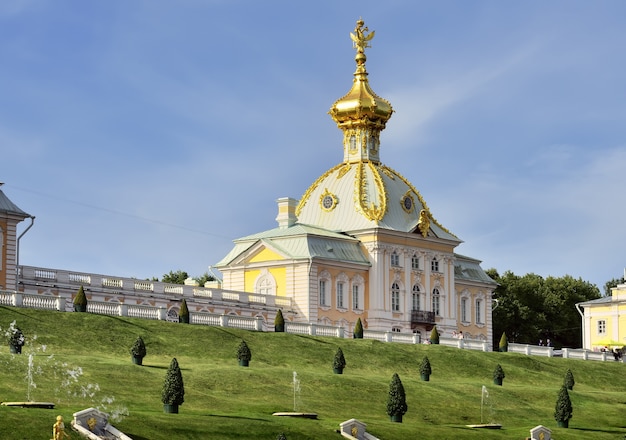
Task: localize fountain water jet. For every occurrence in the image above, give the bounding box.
[272,371,317,419]
[465,385,501,429]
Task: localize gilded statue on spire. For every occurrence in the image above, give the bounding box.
[350,19,375,54]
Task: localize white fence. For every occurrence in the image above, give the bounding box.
[508,343,617,362]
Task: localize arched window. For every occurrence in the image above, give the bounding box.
[432,288,441,316]
[391,282,401,312]
[411,285,421,311]
[256,272,276,296]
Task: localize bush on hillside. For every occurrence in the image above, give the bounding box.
[73,285,88,312]
[554,385,573,427]
[333,347,346,371]
[419,356,432,376]
[237,340,252,362]
[563,368,575,390]
[429,326,439,344]
[178,299,189,323]
[162,358,185,406]
[499,332,508,352]
[386,373,408,419]
[130,336,147,358]
[274,309,285,332]
[353,317,363,339]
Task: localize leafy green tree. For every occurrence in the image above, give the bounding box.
[162,270,189,284]
[488,269,600,348]
[603,277,625,296]
[194,272,216,287]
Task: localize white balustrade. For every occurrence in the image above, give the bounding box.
[102,278,123,288]
[69,273,91,285]
[164,285,184,295]
[134,281,153,292]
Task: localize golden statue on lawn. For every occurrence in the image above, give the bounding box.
[51,415,70,440]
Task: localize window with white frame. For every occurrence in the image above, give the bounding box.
[432,288,441,316]
[391,251,400,267]
[412,285,421,311]
[337,281,345,309]
[319,279,327,306]
[391,282,400,312]
[352,284,360,310]
[411,254,419,270]
[431,257,439,272]
[461,297,468,322]
[597,320,606,334]
[475,298,483,324]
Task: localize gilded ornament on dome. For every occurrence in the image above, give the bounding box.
[417,209,431,237]
[401,193,415,213]
[320,189,338,212]
[337,163,351,179]
[350,19,375,54]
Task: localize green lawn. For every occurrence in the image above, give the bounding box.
[1,306,625,440]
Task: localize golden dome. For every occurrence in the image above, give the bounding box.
[329,19,393,136]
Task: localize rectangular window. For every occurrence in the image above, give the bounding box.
[598,320,606,334]
[319,280,327,306]
[412,293,420,311]
[431,259,439,272]
[391,252,400,267]
[392,291,400,312]
[352,285,360,310]
[337,282,344,308]
[475,299,482,324]
[411,255,419,270]
[432,295,440,316]
[461,298,468,322]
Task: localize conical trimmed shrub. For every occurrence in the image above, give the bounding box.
[178,299,190,324]
[429,326,439,344]
[554,385,573,428]
[73,285,88,312]
[563,369,575,390]
[386,373,408,422]
[353,317,363,339]
[499,332,508,352]
[274,309,285,332]
[162,358,185,411]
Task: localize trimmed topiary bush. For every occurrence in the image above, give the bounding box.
[178,299,190,324]
[274,309,285,332]
[333,347,346,374]
[130,336,147,365]
[162,358,185,413]
[237,340,251,367]
[554,385,573,428]
[499,332,508,352]
[563,368,575,390]
[386,373,408,423]
[419,356,432,381]
[493,364,505,386]
[429,326,439,344]
[73,285,88,312]
[353,317,363,339]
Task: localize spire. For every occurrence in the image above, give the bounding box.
[328,19,394,164]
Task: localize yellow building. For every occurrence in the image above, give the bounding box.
[216,20,496,346]
[0,184,33,291]
[577,279,626,350]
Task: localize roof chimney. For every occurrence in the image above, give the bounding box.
[276,197,298,229]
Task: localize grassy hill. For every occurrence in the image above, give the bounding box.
[1,306,625,440]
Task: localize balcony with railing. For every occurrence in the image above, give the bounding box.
[410,310,436,327]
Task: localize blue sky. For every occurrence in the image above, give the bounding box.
[1,1,625,290]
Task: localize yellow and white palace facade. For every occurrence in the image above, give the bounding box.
[216,20,497,346]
